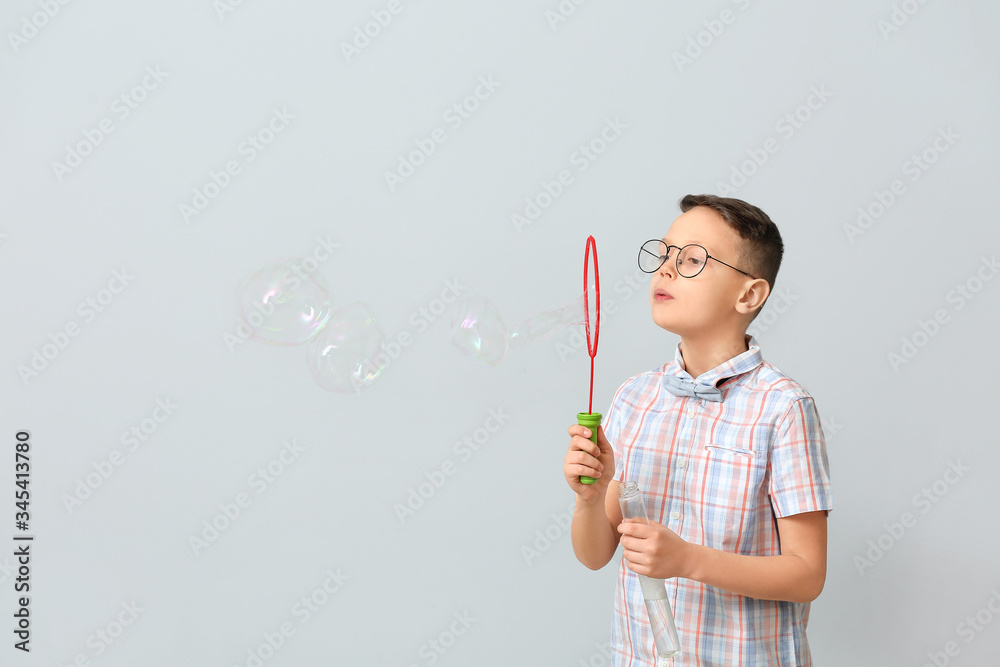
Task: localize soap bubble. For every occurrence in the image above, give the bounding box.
[307,302,385,393]
[239,260,332,346]
[509,293,586,347]
[451,296,508,366]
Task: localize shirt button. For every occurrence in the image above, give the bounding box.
[670,511,681,520]
[677,458,687,469]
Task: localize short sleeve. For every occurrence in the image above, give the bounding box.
[768,396,833,517]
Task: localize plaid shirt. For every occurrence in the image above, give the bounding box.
[605,335,833,667]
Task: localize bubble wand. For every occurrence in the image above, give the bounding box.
[578,235,602,484]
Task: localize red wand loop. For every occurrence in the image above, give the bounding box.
[583,235,601,414]
[578,235,602,484]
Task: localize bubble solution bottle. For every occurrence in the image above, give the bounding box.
[618,481,681,663]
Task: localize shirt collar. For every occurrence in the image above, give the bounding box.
[669,334,763,389]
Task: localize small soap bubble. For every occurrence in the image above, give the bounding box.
[239,260,332,346]
[509,293,586,347]
[307,302,385,393]
[451,296,508,366]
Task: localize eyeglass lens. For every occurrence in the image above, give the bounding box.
[639,241,708,277]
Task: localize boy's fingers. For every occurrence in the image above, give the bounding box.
[566,453,602,478]
[574,451,604,471]
[618,520,648,536]
[570,434,600,458]
[565,450,604,480]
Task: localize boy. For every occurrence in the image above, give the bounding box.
[564,194,832,666]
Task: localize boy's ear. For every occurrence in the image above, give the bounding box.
[736,278,771,315]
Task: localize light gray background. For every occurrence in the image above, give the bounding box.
[2,1,999,665]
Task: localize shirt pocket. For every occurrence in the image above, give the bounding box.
[696,441,765,551]
[704,443,756,460]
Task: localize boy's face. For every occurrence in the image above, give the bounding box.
[649,206,759,337]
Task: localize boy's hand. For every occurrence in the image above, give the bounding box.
[619,519,692,580]
[564,424,615,503]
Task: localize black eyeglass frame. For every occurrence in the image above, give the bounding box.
[638,239,757,280]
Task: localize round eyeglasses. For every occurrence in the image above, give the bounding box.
[638,240,756,279]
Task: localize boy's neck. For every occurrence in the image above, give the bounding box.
[677,331,750,380]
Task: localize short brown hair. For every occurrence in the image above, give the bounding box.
[679,194,783,317]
